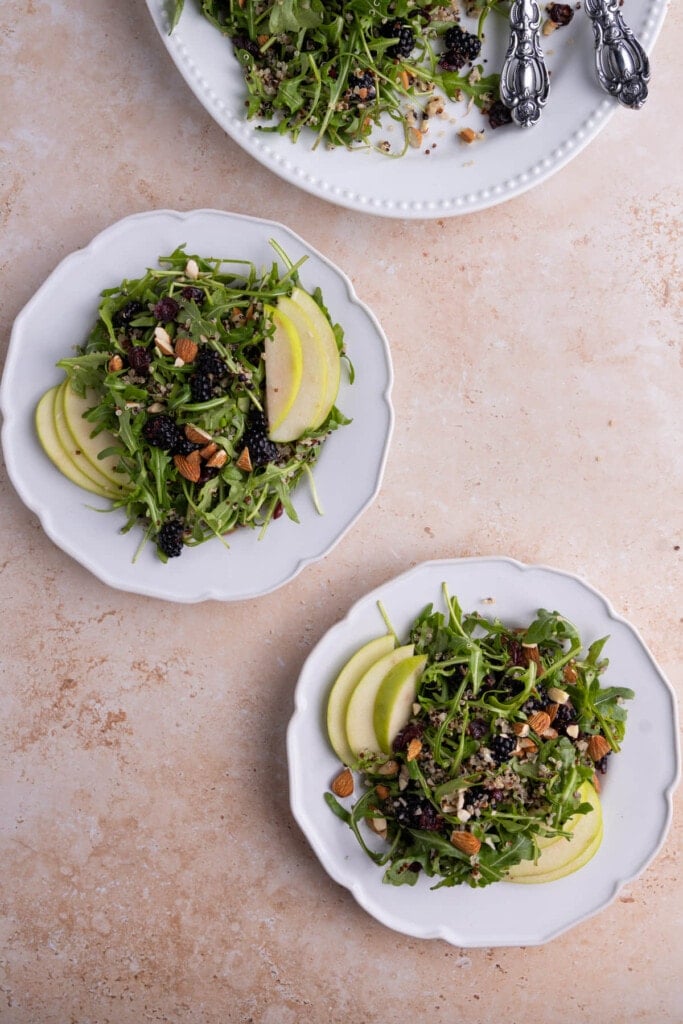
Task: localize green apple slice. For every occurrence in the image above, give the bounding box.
[345,644,416,759]
[289,286,341,427]
[59,382,129,490]
[326,634,396,765]
[507,781,603,883]
[264,303,303,439]
[36,386,117,498]
[269,294,328,441]
[51,383,122,495]
[373,654,427,754]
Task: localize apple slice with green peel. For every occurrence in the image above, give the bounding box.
[51,383,122,496]
[345,644,416,759]
[373,654,427,754]
[36,386,118,499]
[507,781,602,883]
[264,303,303,440]
[59,382,129,490]
[326,634,396,765]
[289,286,341,427]
[270,294,328,441]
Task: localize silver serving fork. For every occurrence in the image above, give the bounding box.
[500,0,550,127]
[584,0,650,108]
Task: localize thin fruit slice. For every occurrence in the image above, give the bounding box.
[373,654,427,754]
[345,645,416,759]
[270,294,328,441]
[290,286,341,427]
[36,386,116,498]
[507,781,603,883]
[59,382,128,490]
[264,303,303,439]
[326,634,396,765]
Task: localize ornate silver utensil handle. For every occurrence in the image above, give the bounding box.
[500,0,550,127]
[584,0,650,108]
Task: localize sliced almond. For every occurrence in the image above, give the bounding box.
[236,447,253,472]
[173,451,201,483]
[185,424,213,445]
[153,325,174,356]
[367,815,388,839]
[331,768,354,798]
[375,784,390,800]
[175,337,198,363]
[406,738,422,762]
[566,724,580,739]
[592,772,601,793]
[206,449,227,469]
[587,734,611,761]
[547,686,570,704]
[408,126,423,148]
[512,721,530,738]
[546,702,559,724]
[522,643,544,674]
[458,127,482,144]
[519,738,538,755]
[377,760,399,777]
[563,664,578,684]
[542,727,559,740]
[527,710,551,735]
[185,258,200,280]
[107,355,123,372]
[199,442,218,459]
[450,830,481,856]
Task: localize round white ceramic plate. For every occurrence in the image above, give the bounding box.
[287,557,680,946]
[0,209,393,603]
[146,0,666,218]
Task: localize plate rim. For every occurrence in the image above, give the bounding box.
[287,555,681,946]
[0,207,394,602]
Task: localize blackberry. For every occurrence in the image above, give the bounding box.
[595,752,611,774]
[195,347,227,378]
[157,519,185,558]
[172,435,201,457]
[488,98,513,129]
[490,733,516,766]
[127,345,152,375]
[440,25,481,71]
[392,721,425,753]
[189,372,215,403]
[241,410,279,468]
[547,2,574,25]
[181,285,205,304]
[392,793,442,832]
[382,19,415,59]
[143,414,181,451]
[153,296,179,322]
[347,69,377,103]
[553,702,576,733]
[112,300,144,329]
[467,718,488,739]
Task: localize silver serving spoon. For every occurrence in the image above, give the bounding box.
[500,0,550,127]
[584,0,650,108]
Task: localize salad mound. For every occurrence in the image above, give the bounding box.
[325,587,633,888]
[170,0,503,153]
[50,245,349,561]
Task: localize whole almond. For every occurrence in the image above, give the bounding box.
[185,423,212,444]
[587,734,611,761]
[546,702,559,724]
[331,768,353,798]
[175,337,198,364]
[173,451,201,483]
[450,830,481,856]
[563,663,578,683]
[527,710,551,735]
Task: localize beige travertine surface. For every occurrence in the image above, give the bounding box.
[1,1,682,1021]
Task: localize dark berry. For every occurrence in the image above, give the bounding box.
[181,285,205,304]
[231,33,261,59]
[195,347,227,378]
[553,702,576,733]
[171,435,201,457]
[157,519,185,558]
[391,721,424,753]
[468,718,488,739]
[547,2,574,25]
[241,410,279,468]
[189,373,215,403]
[127,346,152,375]
[143,414,181,451]
[153,296,179,322]
[490,733,517,766]
[440,25,481,70]
[392,793,442,832]
[382,19,415,59]
[595,752,611,774]
[112,300,144,329]
[488,98,513,129]
[347,69,377,103]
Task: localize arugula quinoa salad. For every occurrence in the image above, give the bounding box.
[52,246,349,561]
[326,587,633,888]
[170,0,515,153]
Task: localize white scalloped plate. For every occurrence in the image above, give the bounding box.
[146,0,665,217]
[287,557,680,946]
[0,209,393,602]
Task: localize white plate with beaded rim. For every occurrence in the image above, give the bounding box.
[146,0,666,218]
[287,556,680,946]
[0,208,393,603]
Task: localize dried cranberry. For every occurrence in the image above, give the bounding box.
[468,718,488,739]
[127,346,152,375]
[112,300,144,329]
[548,3,574,24]
[153,296,180,322]
[488,99,513,129]
[181,286,205,304]
[392,722,424,753]
[393,793,442,831]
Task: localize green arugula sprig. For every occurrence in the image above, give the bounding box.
[57,245,349,561]
[171,0,501,152]
[328,588,634,888]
